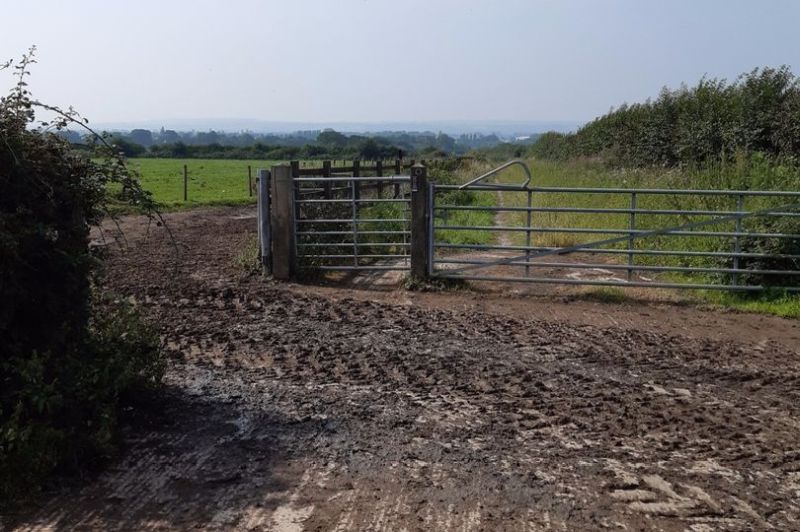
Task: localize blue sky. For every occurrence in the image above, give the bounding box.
[3,0,799,126]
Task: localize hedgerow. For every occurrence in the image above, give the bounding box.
[0,49,165,506]
[530,66,800,167]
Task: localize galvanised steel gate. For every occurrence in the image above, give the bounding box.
[292,173,412,272]
[260,159,800,291]
[429,161,800,292]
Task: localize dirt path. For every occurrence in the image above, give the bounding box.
[10,206,800,531]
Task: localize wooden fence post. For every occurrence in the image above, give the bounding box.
[322,160,332,199]
[270,164,295,280]
[248,165,253,197]
[376,159,384,197]
[256,169,271,274]
[183,164,188,202]
[410,163,430,281]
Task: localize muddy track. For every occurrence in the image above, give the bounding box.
[10,206,800,531]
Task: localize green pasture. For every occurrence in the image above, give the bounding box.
[127,158,282,208]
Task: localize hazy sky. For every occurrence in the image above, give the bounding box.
[3,0,799,127]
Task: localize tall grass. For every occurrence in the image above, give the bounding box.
[483,157,800,315]
[430,159,497,246]
[497,159,799,255]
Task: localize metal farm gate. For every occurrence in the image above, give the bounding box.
[293,173,412,273]
[257,159,417,278]
[259,160,800,292]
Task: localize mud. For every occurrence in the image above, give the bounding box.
[10,206,800,531]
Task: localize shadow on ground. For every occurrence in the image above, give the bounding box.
[10,378,328,531]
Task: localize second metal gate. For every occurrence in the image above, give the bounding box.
[429,161,800,292]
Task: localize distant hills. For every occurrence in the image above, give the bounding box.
[90,119,581,137]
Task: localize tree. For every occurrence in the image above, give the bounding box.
[109,136,146,157]
[128,128,153,147]
[159,129,180,144]
[435,132,456,152]
[317,129,347,147]
[359,138,382,159]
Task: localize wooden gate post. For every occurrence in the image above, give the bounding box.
[270,164,295,280]
[256,169,271,274]
[322,160,332,199]
[410,163,430,281]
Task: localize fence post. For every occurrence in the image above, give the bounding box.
[183,164,188,202]
[248,165,253,197]
[270,164,295,280]
[394,158,402,198]
[410,163,430,281]
[256,169,271,274]
[322,160,332,199]
[376,159,384,197]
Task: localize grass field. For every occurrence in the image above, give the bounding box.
[127,158,280,208]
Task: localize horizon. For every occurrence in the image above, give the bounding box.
[4,0,799,129]
[89,118,581,137]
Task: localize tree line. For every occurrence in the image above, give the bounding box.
[527,66,800,167]
[64,128,533,160]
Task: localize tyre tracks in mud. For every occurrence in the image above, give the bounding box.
[12,206,800,531]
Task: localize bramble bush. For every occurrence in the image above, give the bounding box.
[0,49,165,506]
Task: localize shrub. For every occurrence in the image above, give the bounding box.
[737,217,800,288]
[0,49,164,506]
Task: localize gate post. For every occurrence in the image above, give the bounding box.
[256,169,271,274]
[322,160,332,199]
[410,163,430,281]
[270,164,295,280]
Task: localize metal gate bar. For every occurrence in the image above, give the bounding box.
[433,225,800,239]
[434,243,800,259]
[293,174,411,272]
[436,198,800,274]
[433,204,800,216]
[434,275,800,292]
[435,258,800,276]
[431,171,800,291]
